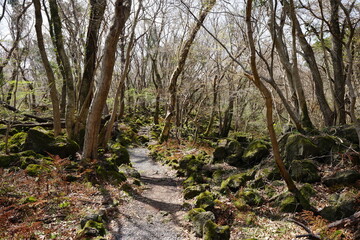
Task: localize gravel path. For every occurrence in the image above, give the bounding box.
[109,147,196,240]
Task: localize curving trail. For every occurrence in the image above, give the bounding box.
[109,147,196,240]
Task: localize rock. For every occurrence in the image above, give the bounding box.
[276,192,301,213]
[25,164,49,177]
[300,183,316,201]
[247,176,265,189]
[78,220,106,237]
[6,132,27,153]
[203,221,230,240]
[236,188,263,206]
[118,164,140,178]
[213,146,228,163]
[242,140,270,166]
[183,174,203,187]
[195,191,215,210]
[330,125,359,144]
[283,133,319,162]
[109,143,130,166]
[322,170,360,187]
[311,135,341,161]
[80,214,103,228]
[0,154,19,168]
[233,198,248,210]
[320,191,357,221]
[183,184,209,200]
[290,159,320,183]
[259,167,282,181]
[51,136,80,159]
[179,154,203,177]
[220,172,254,193]
[95,164,127,184]
[187,208,215,237]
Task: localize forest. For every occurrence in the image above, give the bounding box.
[0,0,360,239]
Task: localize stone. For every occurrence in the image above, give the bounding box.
[195,191,215,210]
[0,154,19,168]
[203,221,230,240]
[109,143,130,166]
[118,164,140,178]
[276,192,301,213]
[187,208,215,237]
[236,188,263,206]
[283,133,319,162]
[213,146,228,163]
[179,154,203,177]
[323,170,360,187]
[220,173,254,193]
[183,184,208,200]
[290,159,320,183]
[78,220,106,237]
[320,191,358,221]
[7,132,27,153]
[242,140,270,166]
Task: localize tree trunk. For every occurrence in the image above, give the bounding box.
[159,0,216,142]
[204,75,219,136]
[245,0,315,212]
[76,0,106,135]
[83,0,131,159]
[33,0,61,136]
[48,0,76,139]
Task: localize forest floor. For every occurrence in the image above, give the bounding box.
[108,147,196,240]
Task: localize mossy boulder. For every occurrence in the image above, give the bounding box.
[220,172,254,193]
[0,154,19,168]
[184,184,209,200]
[25,164,49,177]
[320,191,357,221]
[183,174,204,187]
[7,132,27,153]
[78,220,106,237]
[179,154,204,176]
[290,159,320,183]
[95,164,127,184]
[259,167,282,181]
[195,191,215,210]
[276,192,301,213]
[203,221,230,240]
[50,136,80,158]
[329,125,359,144]
[322,170,360,187]
[213,146,227,163]
[242,140,270,166]
[283,134,319,162]
[211,167,239,185]
[109,143,130,166]
[311,135,341,161]
[187,208,215,237]
[233,198,248,210]
[236,188,263,206]
[300,183,316,200]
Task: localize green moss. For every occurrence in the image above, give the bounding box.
[237,188,263,206]
[80,220,106,237]
[187,209,215,237]
[195,191,215,210]
[184,184,208,200]
[284,134,319,162]
[95,165,126,184]
[300,183,316,200]
[203,221,230,240]
[187,208,206,220]
[7,132,27,153]
[220,173,254,193]
[290,159,320,183]
[242,140,269,166]
[109,143,130,166]
[25,164,49,177]
[178,154,204,176]
[233,198,248,211]
[277,192,301,213]
[21,196,37,204]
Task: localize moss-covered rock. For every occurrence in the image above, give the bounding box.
[233,198,248,210]
[184,184,209,200]
[276,192,301,213]
[322,170,360,187]
[183,174,204,187]
[203,221,230,240]
[290,159,320,183]
[300,183,316,200]
[109,143,130,166]
[25,164,49,177]
[220,172,254,193]
[0,154,19,168]
[187,208,215,237]
[247,176,265,189]
[328,125,359,144]
[259,167,282,181]
[7,132,27,153]
[236,188,263,206]
[78,220,106,237]
[95,164,127,184]
[179,154,204,177]
[283,134,319,162]
[242,140,270,166]
[320,191,357,221]
[50,136,80,158]
[311,135,341,161]
[213,146,227,163]
[195,191,215,210]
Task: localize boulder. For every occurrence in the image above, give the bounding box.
[78,220,106,238]
[220,172,254,193]
[6,132,27,153]
[0,154,19,168]
[25,164,50,177]
[323,170,360,187]
[118,164,140,178]
[179,154,204,177]
[203,221,230,240]
[276,192,301,213]
[242,140,270,166]
[187,208,215,237]
[195,191,215,210]
[290,159,320,183]
[213,146,227,163]
[109,143,130,166]
[329,125,359,144]
[184,184,209,200]
[236,188,263,206]
[283,134,319,162]
[320,192,357,221]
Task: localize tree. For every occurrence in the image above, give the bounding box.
[82,0,131,159]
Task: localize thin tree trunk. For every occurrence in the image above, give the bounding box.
[245,0,315,212]
[204,75,219,136]
[83,0,131,159]
[48,0,76,139]
[159,0,216,142]
[33,0,61,136]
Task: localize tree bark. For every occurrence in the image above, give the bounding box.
[83,0,131,159]
[48,0,76,139]
[33,0,61,136]
[159,0,216,142]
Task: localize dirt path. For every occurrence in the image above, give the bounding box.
[109,147,196,240]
